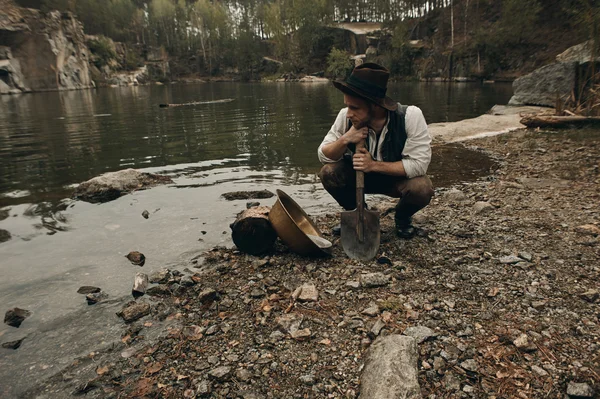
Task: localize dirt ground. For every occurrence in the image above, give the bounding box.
[24,127,599,399]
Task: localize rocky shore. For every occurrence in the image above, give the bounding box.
[12,122,599,399]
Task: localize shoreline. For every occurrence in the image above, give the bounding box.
[3,109,599,398]
[0,77,515,96]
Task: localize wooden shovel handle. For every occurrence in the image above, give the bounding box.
[355,139,366,240]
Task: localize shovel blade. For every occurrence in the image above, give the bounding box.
[340,208,380,261]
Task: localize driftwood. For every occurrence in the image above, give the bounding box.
[230,206,277,255]
[521,115,600,128]
[159,98,234,108]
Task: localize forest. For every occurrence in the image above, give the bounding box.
[13,0,600,80]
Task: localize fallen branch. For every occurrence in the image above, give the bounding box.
[520,115,600,128]
[159,98,234,108]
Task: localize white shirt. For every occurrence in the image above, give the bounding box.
[317,105,431,178]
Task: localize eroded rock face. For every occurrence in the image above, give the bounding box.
[509,62,577,107]
[0,0,94,94]
[73,168,173,203]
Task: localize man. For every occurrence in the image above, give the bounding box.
[318,62,434,238]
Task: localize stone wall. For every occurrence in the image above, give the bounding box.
[0,0,93,94]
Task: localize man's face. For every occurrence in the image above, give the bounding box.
[344,94,372,129]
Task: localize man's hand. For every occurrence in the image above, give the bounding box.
[353,147,375,173]
[342,126,368,145]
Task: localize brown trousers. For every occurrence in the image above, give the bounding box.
[318,160,434,221]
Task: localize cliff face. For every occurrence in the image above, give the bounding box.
[0,0,93,94]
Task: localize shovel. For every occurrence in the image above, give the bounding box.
[340,139,380,261]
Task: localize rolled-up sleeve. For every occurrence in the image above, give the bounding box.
[402,106,431,178]
[318,108,348,164]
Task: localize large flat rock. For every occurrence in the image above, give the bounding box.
[73,168,173,203]
[429,105,547,142]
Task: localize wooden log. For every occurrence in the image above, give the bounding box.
[521,115,600,128]
[132,272,149,298]
[159,98,235,108]
[230,206,277,255]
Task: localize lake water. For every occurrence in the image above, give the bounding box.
[0,82,512,396]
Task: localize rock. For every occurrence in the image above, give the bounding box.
[293,283,318,302]
[473,201,494,214]
[575,224,600,236]
[2,337,25,349]
[269,330,285,342]
[531,300,547,310]
[460,359,478,373]
[250,288,266,298]
[531,365,548,377]
[566,382,594,398]
[360,273,390,288]
[443,373,461,391]
[360,335,421,399]
[196,380,212,397]
[499,255,522,264]
[403,325,436,344]
[74,169,173,203]
[369,319,386,338]
[86,291,108,305]
[509,62,577,107]
[557,41,600,63]
[246,201,260,209]
[149,269,171,284]
[132,273,149,298]
[444,188,468,203]
[290,328,311,340]
[125,251,145,266]
[208,366,232,381]
[4,308,31,328]
[361,304,380,317]
[198,288,218,303]
[142,210,149,219]
[276,313,303,335]
[299,75,329,83]
[221,190,274,201]
[77,286,101,294]
[513,333,529,349]
[117,301,151,323]
[299,374,315,385]
[236,368,252,382]
[579,289,599,303]
[146,285,170,297]
[346,281,361,289]
[518,252,533,262]
[0,6,93,94]
[0,229,10,243]
[180,275,195,287]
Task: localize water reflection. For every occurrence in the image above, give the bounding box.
[0,82,512,237]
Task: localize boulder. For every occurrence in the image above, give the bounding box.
[508,62,577,107]
[73,168,173,203]
[556,41,600,64]
[360,335,421,399]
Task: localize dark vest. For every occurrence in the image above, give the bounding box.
[346,104,409,162]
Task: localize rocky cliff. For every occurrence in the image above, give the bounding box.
[0,0,93,94]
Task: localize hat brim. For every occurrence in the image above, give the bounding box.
[332,80,398,111]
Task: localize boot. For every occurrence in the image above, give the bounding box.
[394,202,421,239]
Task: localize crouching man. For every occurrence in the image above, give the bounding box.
[318,62,434,238]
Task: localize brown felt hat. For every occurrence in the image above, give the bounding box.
[332,62,398,111]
